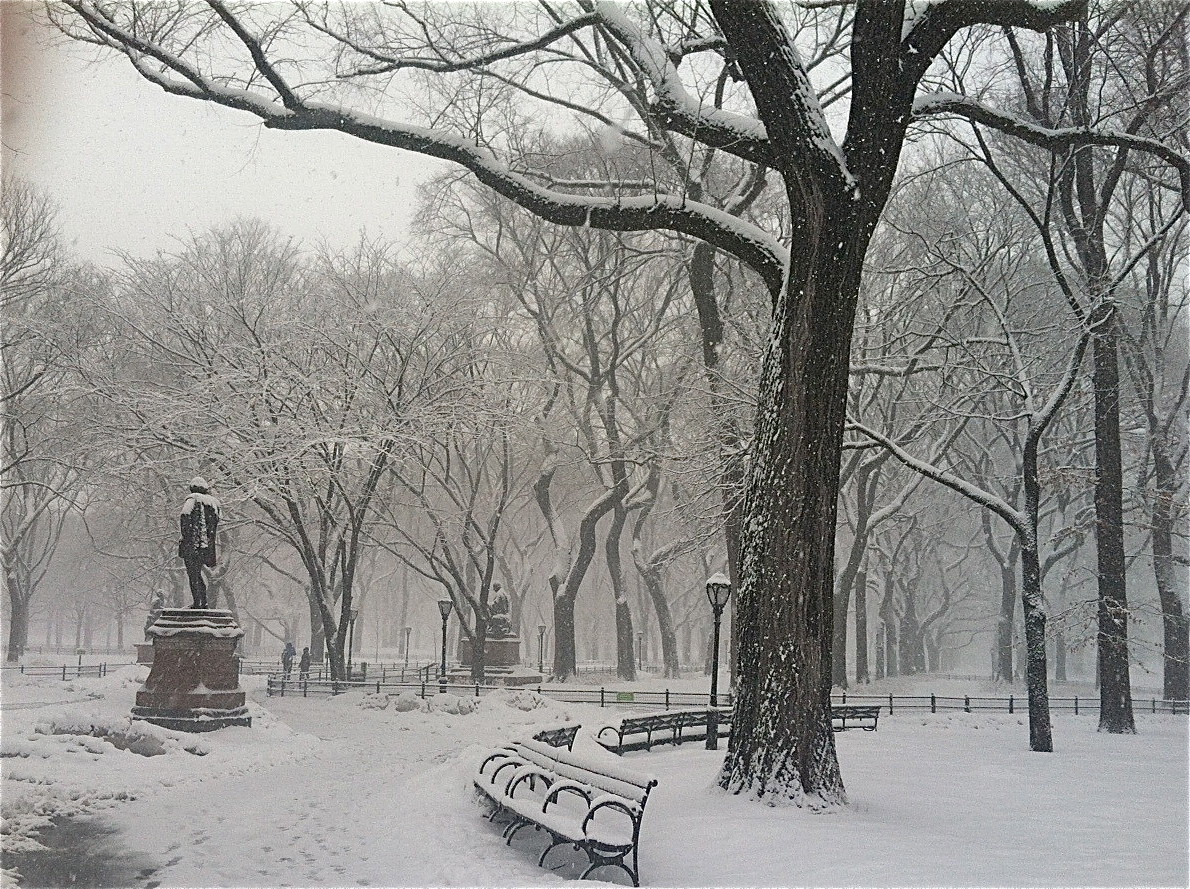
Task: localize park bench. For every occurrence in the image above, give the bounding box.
[597,703,879,755]
[474,736,658,886]
[595,708,730,754]
[831,704,881,731]
[532,722,581,750]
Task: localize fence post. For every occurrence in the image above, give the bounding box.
[601,687,606,707]
[1074,696,1078,715]
[1009,695,1014,714]
[421,680,426,698]
[931,693,936,714]
[376,681,381,694]
[62,666,67,681]
[475,682,480,698]
[842,692,847,705]
[964,695,970,713]
[1152,698,1156,714]
[665,689,670,710]
[889,693,894,715]
[280,680,286,697]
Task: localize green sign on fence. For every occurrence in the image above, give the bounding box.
[615,691,635,702]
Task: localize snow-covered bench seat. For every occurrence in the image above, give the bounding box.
[831,705,880,731]
[531,722,581,750]
[474,737,659,886]
[595,708,731,754]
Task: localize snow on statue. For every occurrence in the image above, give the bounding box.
[178,477,220,609]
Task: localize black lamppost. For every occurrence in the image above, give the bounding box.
[403,626,412,669]
[346,608,359,682]
[705,572,732,750]
[537,624,547,674]
[637,632,644,671]
[437,599,453,693]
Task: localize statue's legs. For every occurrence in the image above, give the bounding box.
[184,556,207,608]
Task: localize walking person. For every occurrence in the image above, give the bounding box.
[282,641,296,679]
[298,647,311,681]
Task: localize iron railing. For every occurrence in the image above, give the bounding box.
[0,663,118,680]
[263,677,1190,715]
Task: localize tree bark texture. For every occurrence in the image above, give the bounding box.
[1151,437,1189,702]
[1092,332,1135,732]
[855,566,869,684]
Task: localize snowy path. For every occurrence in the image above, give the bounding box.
[4,667,1187,887]
[98,690,572,888]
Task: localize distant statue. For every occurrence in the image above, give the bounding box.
[487,584,513,639]
[144,590,165,638]
[178,477,221,609]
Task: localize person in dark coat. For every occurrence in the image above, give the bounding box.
[298,647,311,680]
[178,477,220,609]
[282,641,296,679]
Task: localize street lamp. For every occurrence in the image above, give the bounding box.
[705,572,732,750]
[404,626,412,669]
[346,608,359,682]
[637,632,644,671]
[537,624,547,674]
[437,599,453,694]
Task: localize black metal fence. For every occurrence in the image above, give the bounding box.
[0,663,117,680]
[263,677,1190,715]
[265,676,735,709]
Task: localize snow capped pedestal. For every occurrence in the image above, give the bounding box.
[132,608,251,732]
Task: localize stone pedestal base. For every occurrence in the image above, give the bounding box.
[135,642,155,666]
[445,667,545,687]
[133,609,251,732]
[457,636,522,668]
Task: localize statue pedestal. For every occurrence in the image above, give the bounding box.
[135,642,155,665]
[457,636,522,668]
[132,609,250,732]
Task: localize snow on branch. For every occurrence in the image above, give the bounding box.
[914,92,1190,211]
[592,2,775,169]
[59,1,787,293]
[847,417,1025,533]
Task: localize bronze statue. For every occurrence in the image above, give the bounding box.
[178,477,220,609]
[487,584,513,639]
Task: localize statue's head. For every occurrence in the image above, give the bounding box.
[189,476,210,494]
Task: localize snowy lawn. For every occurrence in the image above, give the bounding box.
[2,667,1186,887]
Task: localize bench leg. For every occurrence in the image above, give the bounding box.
[538,837,575,868]
[580,856,637,887]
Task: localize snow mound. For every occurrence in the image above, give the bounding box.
[32,711,211,757]
[428,693,477,715]
[392,691,425,712]
[360,692,391,710]
[486,688,554,712]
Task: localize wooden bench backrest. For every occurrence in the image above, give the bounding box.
[513,738,657,803]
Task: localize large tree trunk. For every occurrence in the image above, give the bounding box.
[1092,331,1135,732]
[718,184,859,804]
[1151,437,1189,702]
[605,505,637,681]
[854,566,869,684]
[6,588,29,662]
[1021,444,1054,752]
[688,242,745,682]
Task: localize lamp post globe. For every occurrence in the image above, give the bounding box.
[437,600,453,693]
[705,572,732,750]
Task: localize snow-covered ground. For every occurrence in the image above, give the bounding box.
[2,666,1186,887]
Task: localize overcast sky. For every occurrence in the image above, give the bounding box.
[2,3,444,264]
